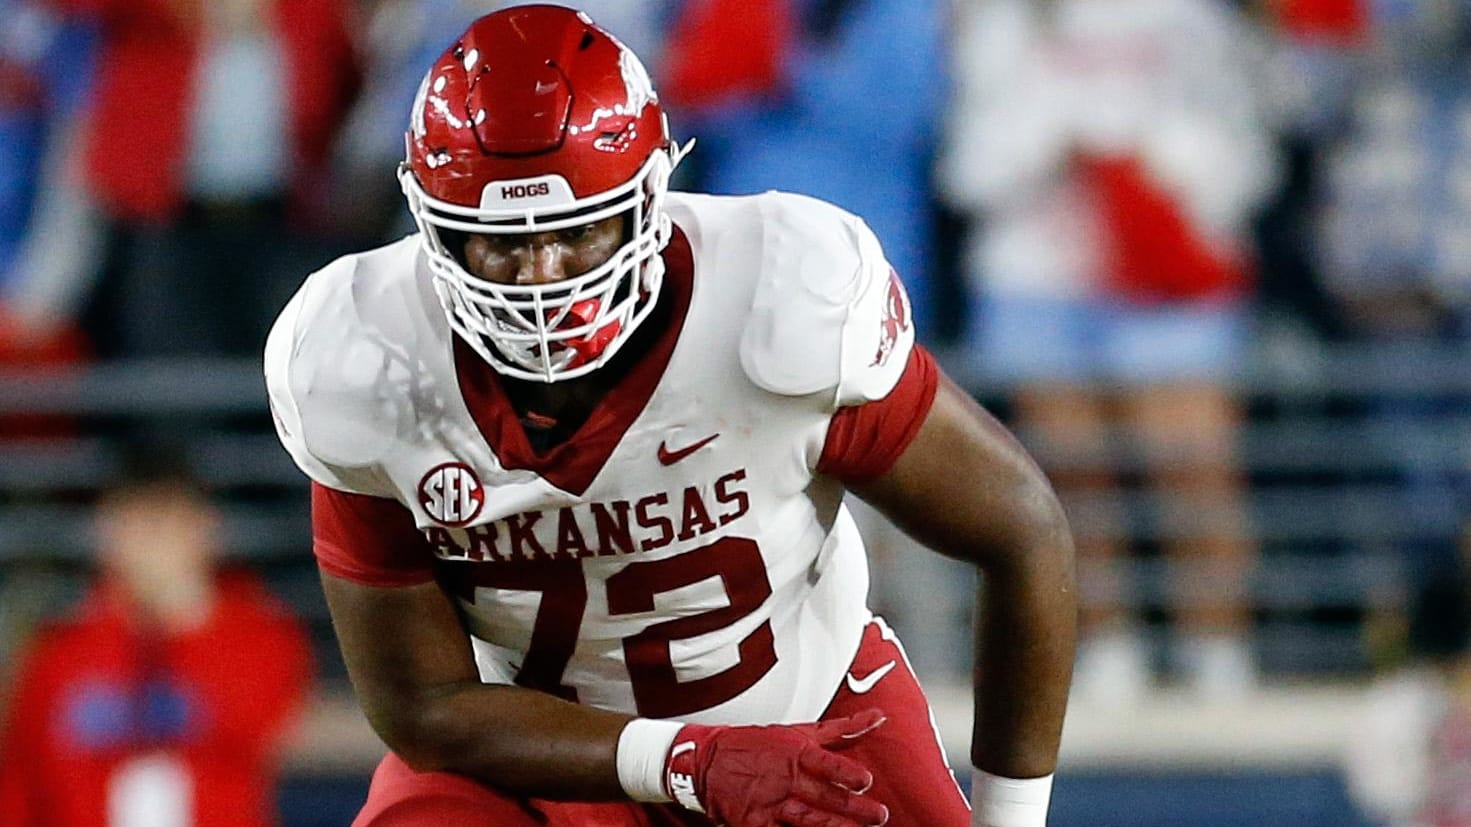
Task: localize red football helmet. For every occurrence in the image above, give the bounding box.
[400,4,689,382]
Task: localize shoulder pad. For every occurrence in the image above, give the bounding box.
[738,192,915,406]
[264,238,430,496]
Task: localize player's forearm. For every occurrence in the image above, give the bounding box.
[970,546,1076,779]
[323,574,639,799]
[373,680,634,800]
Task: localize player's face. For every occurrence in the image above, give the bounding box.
[461,214,626,286]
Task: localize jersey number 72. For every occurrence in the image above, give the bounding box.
[442,536,777,718]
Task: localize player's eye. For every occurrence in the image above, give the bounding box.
[560,224,595,243]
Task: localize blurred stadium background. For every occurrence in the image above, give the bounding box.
[2,0,1469,825]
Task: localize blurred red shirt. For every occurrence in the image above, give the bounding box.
[0,570,313,827]
[39,0,359,223]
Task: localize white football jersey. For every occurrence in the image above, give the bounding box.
[265,191,920,725]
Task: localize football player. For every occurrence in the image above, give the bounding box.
[265,5,1076,826]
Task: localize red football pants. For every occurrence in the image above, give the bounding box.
[352,618,971,826]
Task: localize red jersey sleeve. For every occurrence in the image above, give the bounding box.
[311,482,437,586]
[817,345,939,484]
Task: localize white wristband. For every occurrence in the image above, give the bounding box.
[615,718,683,802]
[971,769,1053,827]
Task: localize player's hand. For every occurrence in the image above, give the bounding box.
[662,708,890,827]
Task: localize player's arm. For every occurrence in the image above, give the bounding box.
[309,482,630,798]
[319,571,633,798]
[738,194,1072,802]
[850,370,1076,815]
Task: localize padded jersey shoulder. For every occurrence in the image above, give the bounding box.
[680,190,915,407]
[264,235,445,496]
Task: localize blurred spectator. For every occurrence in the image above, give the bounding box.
[0,445,313,826]
[330,0,488,244]
[0,1,49,293]
[39,0,359,360]
[1308,0,1471,684]
[1345,525,1471,827]
[658,0,971,684]
[1347,656,1471,827]
[661,0,948,336]
[0,0,95,431]
[1315,1,1471,341]
[940,0,1280,702]
[1252,0,1369,347]
[0,0,103,322]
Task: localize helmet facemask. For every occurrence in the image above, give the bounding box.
[401,141,688,382]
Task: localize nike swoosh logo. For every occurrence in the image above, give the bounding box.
[845,660,896,695]
[657,433,719,466]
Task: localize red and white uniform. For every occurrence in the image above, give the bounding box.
[266,190,967,823]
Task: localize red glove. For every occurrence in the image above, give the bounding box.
[663,708,890,827]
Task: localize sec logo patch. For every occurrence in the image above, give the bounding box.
[418,462,485,526]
